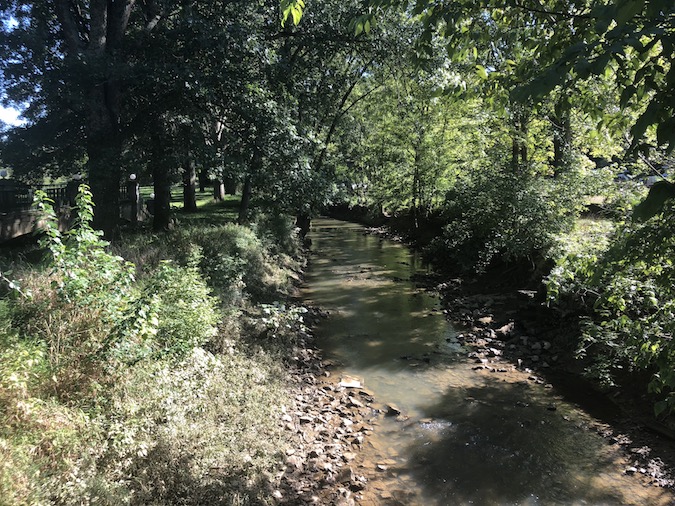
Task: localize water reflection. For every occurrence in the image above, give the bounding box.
[302,219,672,505]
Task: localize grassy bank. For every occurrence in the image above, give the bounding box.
[0,187,306,505]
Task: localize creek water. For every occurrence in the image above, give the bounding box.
[301,219,673,506]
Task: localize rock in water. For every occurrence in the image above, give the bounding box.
[385,403,402,416]
[339,376,362,388]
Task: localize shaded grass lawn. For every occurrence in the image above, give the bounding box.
[138,185,241,227]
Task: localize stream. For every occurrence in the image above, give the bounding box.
[301,219,673,506]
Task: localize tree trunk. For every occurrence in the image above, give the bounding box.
[552,107,572,176]
[238,150,260,224]
[213,180,225,200]
[151,127,172,231]
[411,128,425,230]
[238,176,252,225]
[296,212,311,238]
[224,176,238,195]
[520,119,528,167]
[412,161,421,230]
[183,154,198,212]
[56,0,135,240]
[198,168,209,192]
[510,108,529,173]
[87,86,122,240]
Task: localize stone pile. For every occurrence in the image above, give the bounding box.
[441,292,559,380]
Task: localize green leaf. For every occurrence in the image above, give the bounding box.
[619,85,636,108]
[280,0,304,27]
[475,64,488,80]
[654,400,669,416]
[291,6,302,25]
[614,0,644,27]
[656,117,675,150]
[632,181,675,222]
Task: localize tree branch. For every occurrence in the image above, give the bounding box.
[108,0,136,48]
[509,1,592,21]
[138,0,163,31]
[54,0,84,53]
[87,0,108,53]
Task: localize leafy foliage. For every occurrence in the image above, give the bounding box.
[0,186,301,504]
[427,170,585,273]
[548,203,675,414]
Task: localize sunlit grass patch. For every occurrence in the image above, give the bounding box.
[549,217,616,260]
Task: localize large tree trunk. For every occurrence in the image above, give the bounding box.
[55,0,136,239]
[85,53,123,240]
[238,176,252,225]
[87,120,121,239]
[151,126,172,231]
[183,154,198,212]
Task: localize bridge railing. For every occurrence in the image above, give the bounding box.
[0,181,74,212]
[0,182,34,210]
[0,178,144,241]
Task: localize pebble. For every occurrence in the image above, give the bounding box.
[339,376,362,388]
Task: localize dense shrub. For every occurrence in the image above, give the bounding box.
[0,187,296,504]
[252,212,302,259]
[116,218,298,305]
[102,347,288,506]
[547,204,675,415]
[137,261,219,357]
[426,169,584,273]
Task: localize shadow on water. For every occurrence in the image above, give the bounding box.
[400,377,671,505]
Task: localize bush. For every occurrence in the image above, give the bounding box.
[0,185,300,505]
[101,347,289,506]
[140,261,219,357]
[11,187,140,401]
[426,169,584,273]
[169,223,292,303]
[115,221,297,306]
[252,212,301,258]
[547,204,675,415]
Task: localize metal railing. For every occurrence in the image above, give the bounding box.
[0,183,33,210]
[0,179,138,213]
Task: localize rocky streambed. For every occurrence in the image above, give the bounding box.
[279,218,675,505]
[438,285,675,491]
[273,315,377,505]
